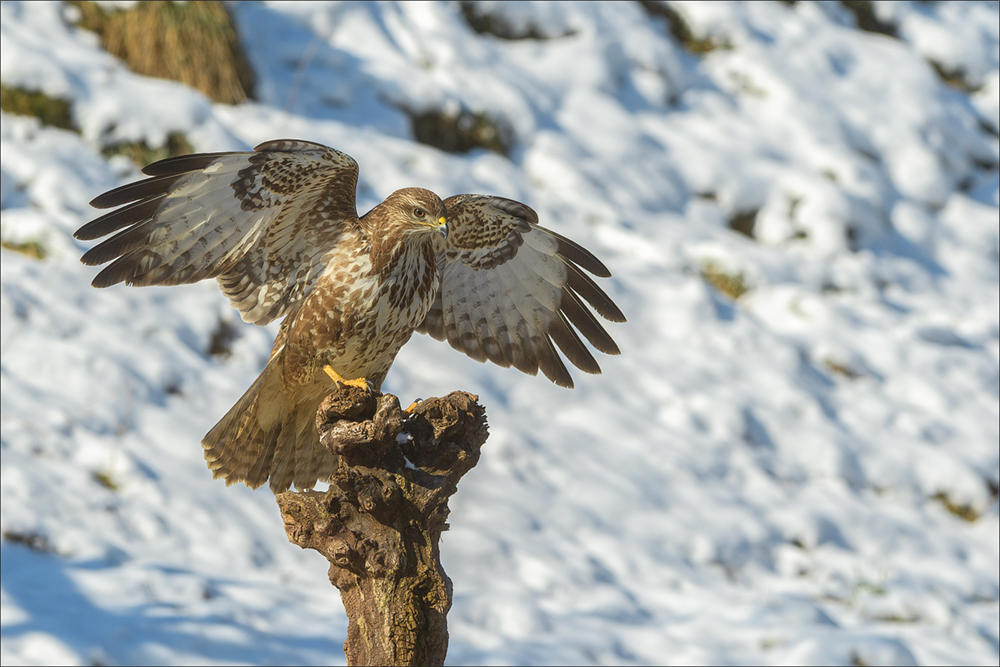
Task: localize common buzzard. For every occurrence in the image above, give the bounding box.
[76,140,625,492]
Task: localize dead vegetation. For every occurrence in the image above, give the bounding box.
[410,107,514,156]
[638,0,726,54]
[927,59,983,94]
[459,1,556,40]
[839,1,899,39]
[823,358,863,380]
[206,317,239,359]
[0,84,76,131]
[3,529,54,553]
[69,1,254,104]
[728,209,758,239]
[102,132,193,167]
[702,261,749,300]
[931,491,979,523]
[0,238,49,260]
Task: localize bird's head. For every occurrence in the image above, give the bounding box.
[379,188,448,239]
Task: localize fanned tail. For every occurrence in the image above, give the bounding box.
[201,357,337,492]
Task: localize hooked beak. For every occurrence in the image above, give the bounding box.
[436,215,448,239]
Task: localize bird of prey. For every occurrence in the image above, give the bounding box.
[76,139,625,492]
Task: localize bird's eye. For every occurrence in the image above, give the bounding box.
[413,208,425,218]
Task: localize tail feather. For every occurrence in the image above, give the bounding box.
[267,406,300,494]
[202,360,336,492]
[293,394,337,491]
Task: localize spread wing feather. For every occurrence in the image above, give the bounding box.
[75,139,361,326]
[417,194,625,388]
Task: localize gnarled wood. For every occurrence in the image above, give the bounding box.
[276,386,488,666]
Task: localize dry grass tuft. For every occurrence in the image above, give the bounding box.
[94,470,121,491]
[824,358,862,380]
[839,1,899,39]
[728,209,758,239]
[927,59,983,94]
[411,108,513,156]
[102,132,193,167]
[459,1,553,40]
[1,239,49,260]
[701,262,749,300]
[0,84,76,131]
[931,492,979,523]
[207,317,239,359]
[638,1,725,54]
[70,1,254,104]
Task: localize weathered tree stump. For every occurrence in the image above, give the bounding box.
[276,387,488,667]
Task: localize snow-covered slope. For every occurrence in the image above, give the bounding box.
[2,2,997,665]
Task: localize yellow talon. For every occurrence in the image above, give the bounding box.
[323,365,371,390]
[404,399,423,413]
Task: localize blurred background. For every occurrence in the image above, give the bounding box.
[1,1,997,665]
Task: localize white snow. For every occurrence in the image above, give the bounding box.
[2,1,998,665]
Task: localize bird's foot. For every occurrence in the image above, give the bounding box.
[323,365,374,392]
[404,398,423,414]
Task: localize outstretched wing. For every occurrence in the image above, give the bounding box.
[417,194,625,388]
[76,139,361,325]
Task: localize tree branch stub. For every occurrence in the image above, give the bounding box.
[276,387,488,667]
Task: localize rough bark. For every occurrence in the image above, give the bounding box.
[276,387,488,667]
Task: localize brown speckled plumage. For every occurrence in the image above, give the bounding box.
[77,140,625,492]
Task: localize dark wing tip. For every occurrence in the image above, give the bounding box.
[90,274,117,289]
[551,231,612,278]
[551,369,575,389]
[89,189,125,210]
[566,263,627,323]
[534,335,576,388]
[490,196,539,224]
[561,289,622,356]
[88,255,128,287]
[544,365,575,389]
[76,197,164,241]
[89,174,184,210]
[90,264,126,288]
[80,247,104,266]
[141,152,228,177]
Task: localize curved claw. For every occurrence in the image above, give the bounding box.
[323,365,374,393]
